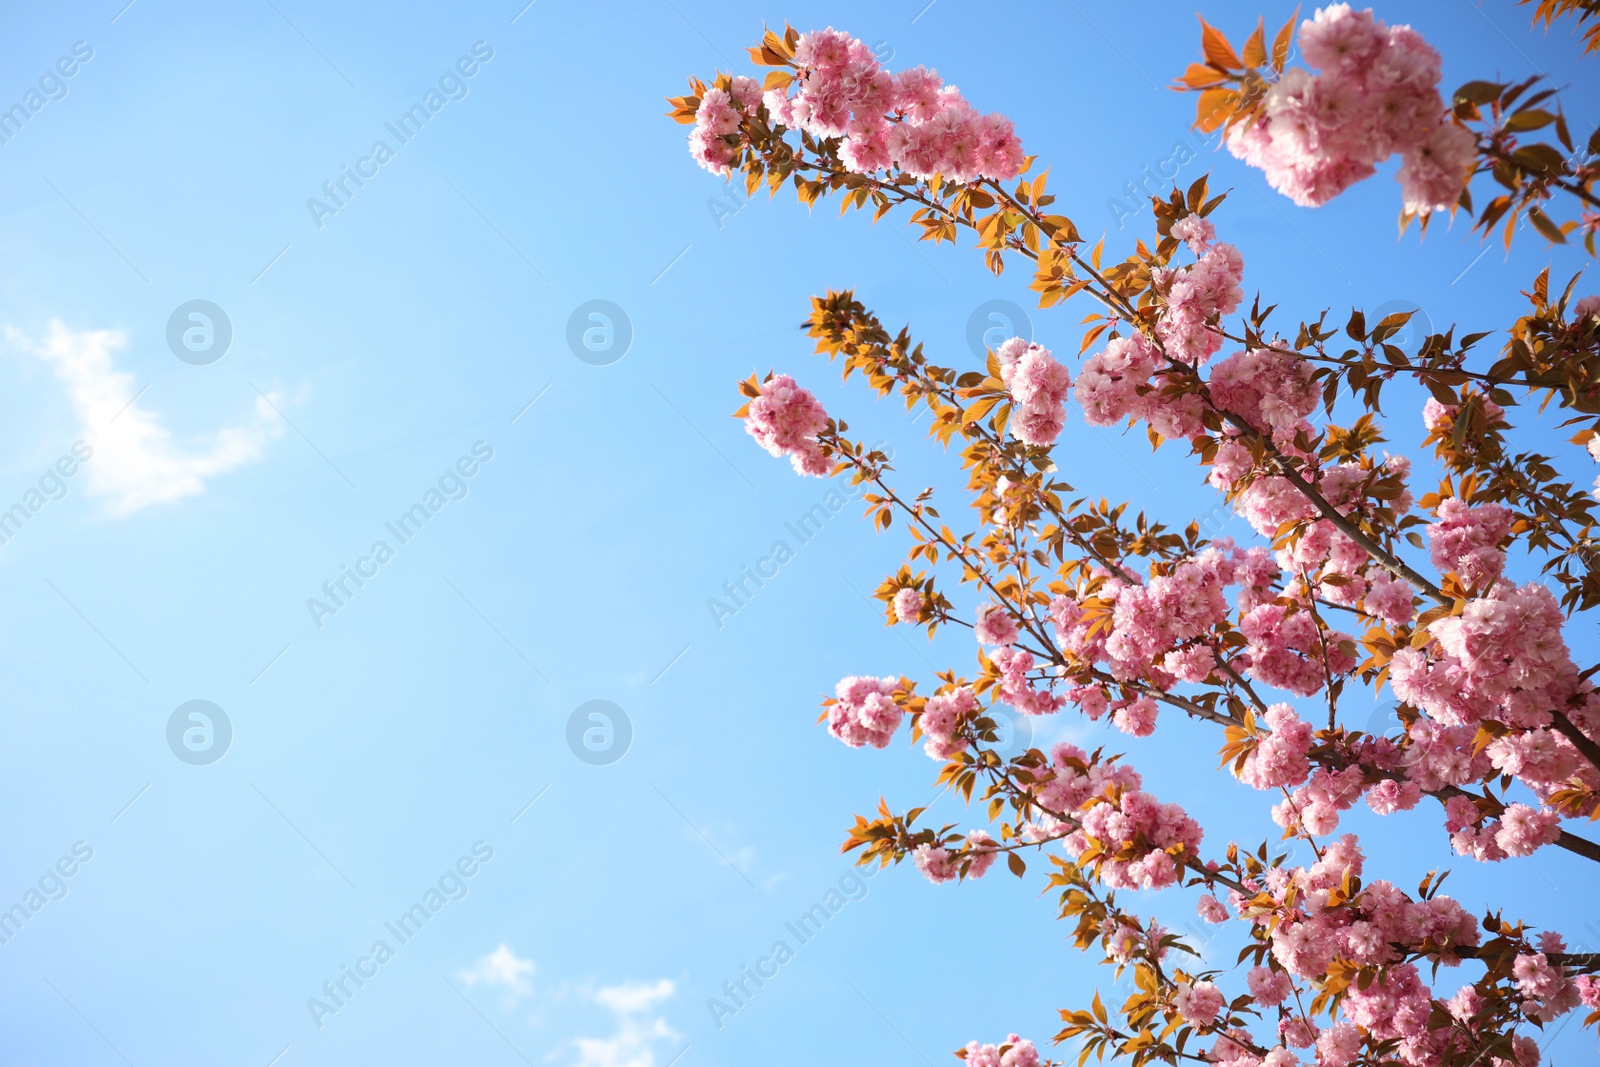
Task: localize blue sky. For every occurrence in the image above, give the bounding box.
[0,1,1597,1064]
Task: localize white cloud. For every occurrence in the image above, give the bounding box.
[21,320,281,516]
[447,948,679,1067]
[571,979,679,1067]
[594,979,674,1014]
[457,944,535,998]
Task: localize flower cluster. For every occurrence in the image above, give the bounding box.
[1207,348,1320,434]
[1393,581,1578,732]
[919,686,979,759]
[1426,499,1513,589]
[1239,704,1315,790]
[1239,601,1358,697]
[1444,795,1562,861]
[1075,227,1244,439]
[1151,238,1245,368]
[688,76,763,174]
[996,338,1072,446]
[741,373,831,476]
[991,646,1066,718]
[1049,544,1357,710]
[1066,784,1204,890]
[1226,5,1473,214]
[961,1035,1041,1067]
[893,587,924,623]
[1034,745,1205,890]
[826,675,902,748]
[763,28,1024,183]
[693,22,1600,1065]
[913,829,1000,884]
[975,600,1022,646]
[1210,835,1507,1067]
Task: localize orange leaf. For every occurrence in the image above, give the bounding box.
[1272,7,1300,72]
[1179,62,1229,89]
[1195,88,1243,133]
[1242,17,1266,67]
[1199,16,1243,70]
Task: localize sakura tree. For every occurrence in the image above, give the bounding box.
[672,7,1600,1066]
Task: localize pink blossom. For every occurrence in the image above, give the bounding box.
[1315,1022,1361,1067]
[1299,5,1386,74]
[1198,894,1230,923]
[1164,643,1217,683]
[1012,403,1067,448]
[893,587,924,623]
[1238,602,1355,698]
[688,78,768,174]
[1208,348,1319,433]
[1239,704,1315,790]
[975,602,1020,646]
[999,1036,1040,1067]
[1209,1029,1265,1067]
[1248,965,1294,1007]
[1426,499,1513,588]
[1280,1017,1318,1049]
[1494,802,1561,857]
[1075,334,1158,427]
[912,843,958,884]
[921,687,977,760]
[997,339,1071,447]
[1226,7,1467,213]
[1209,437,1256,490]
[965,830,999,878]
[1175,980,1226,1026]
[1064,779,1204,890]
[1414,581,1577,737]
[1364,776,1421,815]
[1152,243,1244,368]
[921,687,977,739]
[1171,214,1216,252]
[1513,952,1564,999]
[827,675,902,748]
[743,374,831,477]
[1341,962,1431,1041]
[1398,119,1476,215]
[764,29,1024,184]
[1110,694,1159,737]
[963,1042,1001,1067]
[1363,574,1414,625]
[991,646,1064,717]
